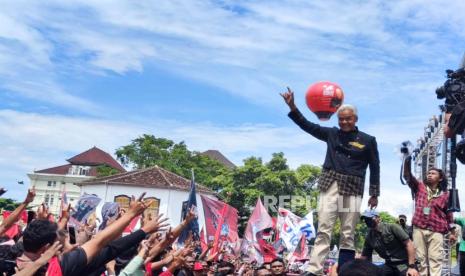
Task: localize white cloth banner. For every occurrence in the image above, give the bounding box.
[277,208,316,253]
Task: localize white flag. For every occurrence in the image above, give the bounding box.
[299,210,316,240]
[277,208,303,252]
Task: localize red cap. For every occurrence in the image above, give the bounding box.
[193,262,203,271]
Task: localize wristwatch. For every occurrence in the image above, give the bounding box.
[408,263,416,269]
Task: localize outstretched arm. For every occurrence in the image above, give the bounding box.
[0,187,35,236]
[281,87,331,141]
[16,241,62,276]
[80,193,152,263]
[403,155,419,192]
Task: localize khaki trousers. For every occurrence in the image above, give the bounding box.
[307,181,362,275]
[413,227,444,276]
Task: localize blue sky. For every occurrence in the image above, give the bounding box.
[1,0,465,216]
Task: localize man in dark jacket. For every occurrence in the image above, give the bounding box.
[281,88,380,275]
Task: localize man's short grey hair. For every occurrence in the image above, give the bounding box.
[337,104,358,117]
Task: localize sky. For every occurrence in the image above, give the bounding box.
[1,0,465,217]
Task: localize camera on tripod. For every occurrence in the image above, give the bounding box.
[435,67,465,113]
[436,59,465,165]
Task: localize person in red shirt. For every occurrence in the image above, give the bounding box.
[403,155,457,276]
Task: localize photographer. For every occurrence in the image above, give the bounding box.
[403,155,456,276]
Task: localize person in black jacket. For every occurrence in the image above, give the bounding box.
[281,88,380,276]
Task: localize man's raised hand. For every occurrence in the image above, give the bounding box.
[141,213,169,234]
[24,186,36,204]
[280,87,297,111]
[127,192,154,217]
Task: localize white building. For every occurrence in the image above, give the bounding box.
[78,165,216,227]
[28,147,126,215]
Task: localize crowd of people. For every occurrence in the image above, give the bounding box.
[0,88,462,276]
[0,184,451,276]
[0,187,331,276]
[0,184,437,276]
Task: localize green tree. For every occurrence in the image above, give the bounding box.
[115,136,323,236]
[221,153,320,234]
[0,198,20,211]
[96,165,121,177]
[115,134,230,190]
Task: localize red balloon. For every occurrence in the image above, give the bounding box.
[305,81,344,121]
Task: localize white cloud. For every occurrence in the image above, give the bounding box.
[1,0,464,111]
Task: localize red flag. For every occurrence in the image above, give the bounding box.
[244,198,273,263]
[257,232,277,263]
[200,195,239,245]
[212,203,228,255]
[289,235,309,263]
[4,224,19,239]
[2,210,28,238]
[244,198,273,241]
[200,228,208,252]
[272,217,279,241]
[124,215,141,233]
[2,210,28,224]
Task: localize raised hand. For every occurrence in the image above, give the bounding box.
[37,203,51,220]
[41,241,63,262]
[280,87,297,111]
[127,193,153,217]
[60,204,73,221]
[185,206,197,223]
[141,213,169,234]
[24,186,36,204]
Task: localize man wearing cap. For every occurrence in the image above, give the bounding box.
[360,210,419,276]
[398,214,413,239]
[281,89,380,276]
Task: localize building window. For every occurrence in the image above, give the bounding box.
[50,196,54,206]
[143,197,160,219]
[52,181,56,187]
[114,195,131,211]
[114,195,160,219]
[79,168,88,176]
[47,181,52,187]
[45,194,50,205]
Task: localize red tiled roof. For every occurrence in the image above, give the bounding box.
[35,164,72,175]
[201,150,236,169]
[67,146,125,172]
[79,165,215,194]
[34,164,102,177]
